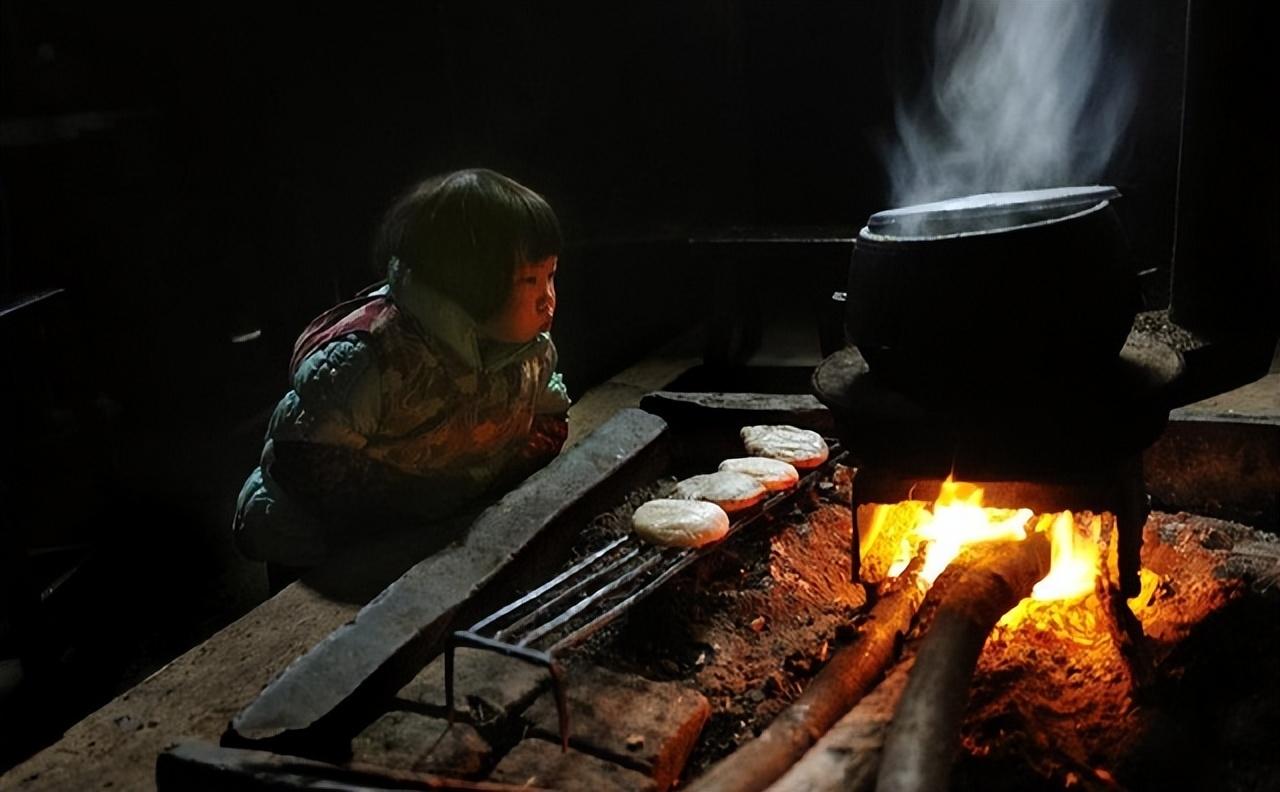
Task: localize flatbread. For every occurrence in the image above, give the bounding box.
[740,425,829,469]
[719,457,800,492]
[633,499,731,548]
[672,471,768,512]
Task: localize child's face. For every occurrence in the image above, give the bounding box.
[480,255,558,344]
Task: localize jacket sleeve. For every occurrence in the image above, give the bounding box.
[507,350,571,482]
[277,335,385,449]
[536,371,572,416]
[266,334,487,530]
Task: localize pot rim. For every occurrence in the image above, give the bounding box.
[860,185,1120,243]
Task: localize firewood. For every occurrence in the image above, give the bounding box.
[766,659,914,792]
[876,534,1051,792]
[686,561,927,792]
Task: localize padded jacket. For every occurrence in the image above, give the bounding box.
[232,266,570,566]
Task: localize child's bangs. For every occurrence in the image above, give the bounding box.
[511,189,562,265]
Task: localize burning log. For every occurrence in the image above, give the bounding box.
[877,533,1051,792]
[687,561,927,792]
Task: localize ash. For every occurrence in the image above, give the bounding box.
[583,464,869,777]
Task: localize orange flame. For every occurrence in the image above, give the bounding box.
[882,477,1101,602]
[1029,510,1100,601]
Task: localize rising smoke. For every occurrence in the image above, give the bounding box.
[884,0,1136,209]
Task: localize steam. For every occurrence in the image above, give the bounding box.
[885,0,1136,209]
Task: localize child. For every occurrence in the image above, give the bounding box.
[233,169,570,570]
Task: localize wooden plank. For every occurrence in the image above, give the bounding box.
[228,408,669,744]
[1,583,362,792]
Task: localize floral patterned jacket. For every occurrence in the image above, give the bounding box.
[232,268,570,566]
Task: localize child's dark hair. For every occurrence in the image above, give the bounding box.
[375,169,561,321]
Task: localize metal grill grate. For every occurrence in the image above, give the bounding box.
[445,443,846,746]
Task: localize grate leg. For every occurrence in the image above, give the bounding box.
[549,660,570,752]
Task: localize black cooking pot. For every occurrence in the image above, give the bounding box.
[844,186,1139,399]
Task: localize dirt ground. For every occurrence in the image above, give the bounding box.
[526,469,1280,791]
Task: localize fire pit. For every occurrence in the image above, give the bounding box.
[150,171,1279,790]
[155,393,1279,791]
[786,185,1276,792]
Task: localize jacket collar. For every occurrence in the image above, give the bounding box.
[387,257,548,371]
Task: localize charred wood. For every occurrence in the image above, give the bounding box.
[766,659,914,792]
[876,534,1051,792]
[687,563,926,792]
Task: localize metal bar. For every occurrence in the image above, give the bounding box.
[493,546,646,641]
[516,551,670,648]
[549,659,570,752]
[534,449,846,653]
[444,631,554,731]
[450,631,554,666]
[462,444,844,678]
[468,536,630,633]
[548,549,694,653]
[542,468,840,654]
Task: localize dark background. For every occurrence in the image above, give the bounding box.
[0,0,1200,770]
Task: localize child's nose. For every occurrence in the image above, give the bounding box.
[543,281,556,313]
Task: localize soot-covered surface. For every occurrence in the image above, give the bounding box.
[579,465,868,779]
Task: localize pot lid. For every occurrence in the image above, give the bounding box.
[864,185,1121,240]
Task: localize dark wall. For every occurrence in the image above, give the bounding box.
[1,1,1190,416]
[0,2,1204,767]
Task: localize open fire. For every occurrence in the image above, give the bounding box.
[867,478,1104,592]
[865,476,1165,655]
[867,477,1161,632]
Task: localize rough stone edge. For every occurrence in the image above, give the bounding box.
[639,391,833,433]
[1145,416,1280,528]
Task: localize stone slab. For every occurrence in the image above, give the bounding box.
[524,665,710,791]
[639,390,833,433]
[1145,417,1280,528]
[229,408,669,743]
[349,709,489,776]
[489,738,657,792]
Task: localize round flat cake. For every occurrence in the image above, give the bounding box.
[672,471,768,512]
[740,425,829,469]
[632,499,731,548]
[718,456,800,491]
